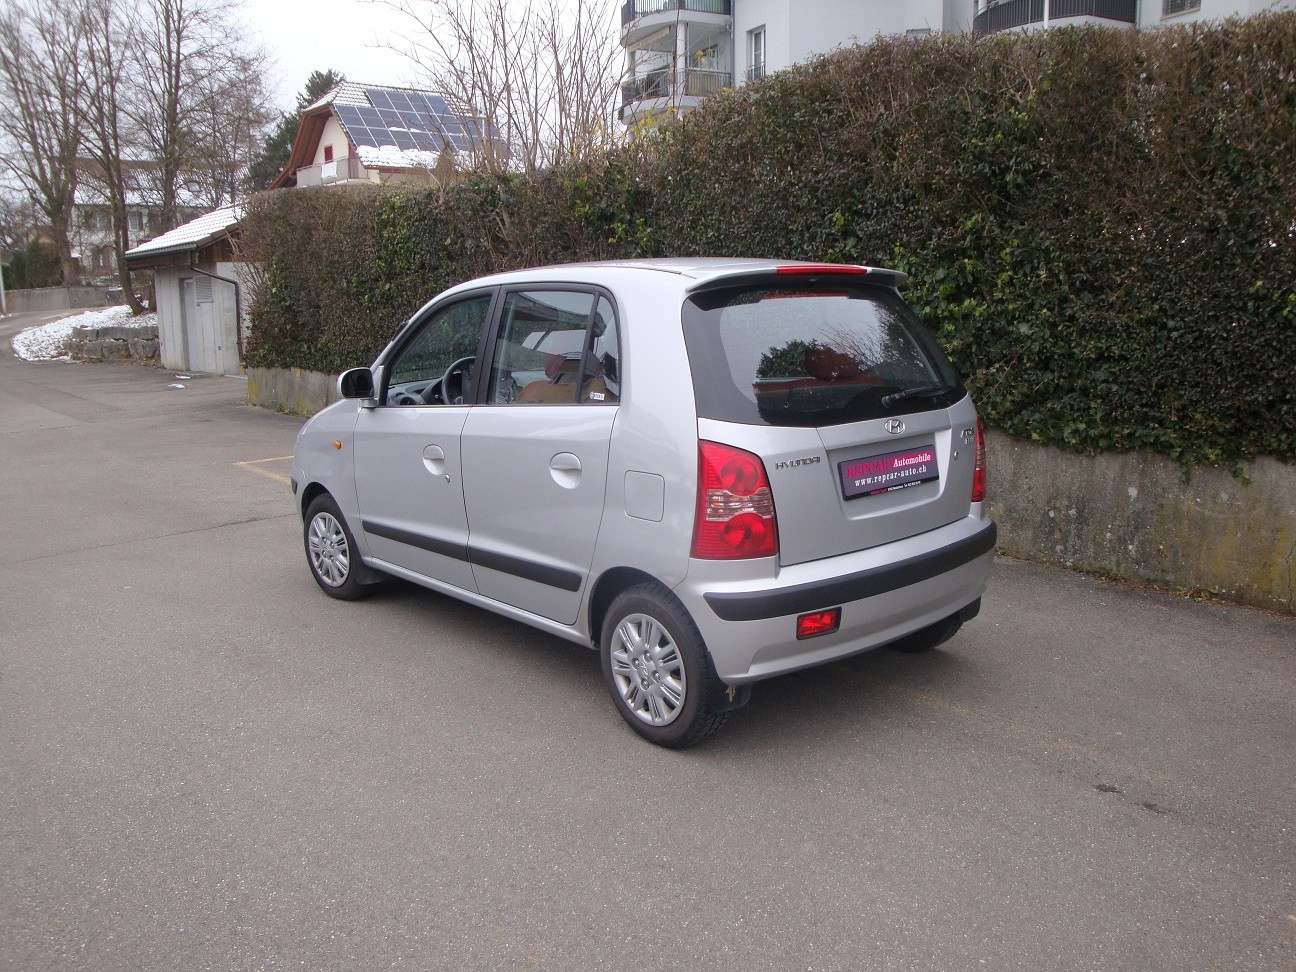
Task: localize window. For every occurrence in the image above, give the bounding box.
[323,144,334,162]
[683,281,963,427]
[1162,0,1200,14]
[581,297,620,404]
[384,295,492,405]
[486,290,619,405]
[748,26,765,82]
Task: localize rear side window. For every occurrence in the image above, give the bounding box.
[683,281,964,427]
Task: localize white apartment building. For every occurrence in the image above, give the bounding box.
[972,0,1292,34]
[620,0,1294,124]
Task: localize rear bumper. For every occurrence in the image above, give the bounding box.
[676,516,996,684]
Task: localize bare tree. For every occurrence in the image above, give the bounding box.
[82,0,148,311]
[0,190,39,255]
[0,0,90,286]
[189,52,275,208]
[129,0,269,230]
[379,0,624,176]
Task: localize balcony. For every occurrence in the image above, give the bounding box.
[620,67,732,123]
[293,156,367,187]
[972,0,1136,34]
[621,0,731,27]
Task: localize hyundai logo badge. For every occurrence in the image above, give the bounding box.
[884,419,905,435]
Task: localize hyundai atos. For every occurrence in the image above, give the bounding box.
[292,258,995,747]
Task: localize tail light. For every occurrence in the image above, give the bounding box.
[971,419,987,503]
[692,441,778,560]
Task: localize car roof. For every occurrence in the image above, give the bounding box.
[439,258,908,295]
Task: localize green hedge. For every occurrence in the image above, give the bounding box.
[242,15,1296,466]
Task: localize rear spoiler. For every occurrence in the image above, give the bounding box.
[684,263,909,292]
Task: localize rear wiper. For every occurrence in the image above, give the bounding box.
[881,383,956,407]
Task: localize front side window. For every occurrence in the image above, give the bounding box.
[385,295,491,405]
[683,281,964,427]
[486,290,620,405]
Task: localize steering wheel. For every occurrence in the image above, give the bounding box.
[434,355,476,405]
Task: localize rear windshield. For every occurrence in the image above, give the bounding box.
[682,281,965,427]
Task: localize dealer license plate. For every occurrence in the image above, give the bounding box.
[838,444,939,500]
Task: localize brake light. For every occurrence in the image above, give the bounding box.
[692,441,778,559]
[971,419,986,503]
[775,264,868,276]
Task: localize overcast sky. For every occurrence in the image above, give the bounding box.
[244,0,425,108]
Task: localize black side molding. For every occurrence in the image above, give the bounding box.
[361,519,583,592]
[362,520,469,562]
[468,547,583,593]
[704,521,997,623]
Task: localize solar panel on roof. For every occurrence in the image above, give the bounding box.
[411,131,441,152]
[335,86,501,164]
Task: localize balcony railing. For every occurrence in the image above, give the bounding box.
[684,68,729,97]
[621,0,732,27]
[972,0,1136,33]
[621,70,672,109]
[746,61,766,82]
[294,155,366,187]
[621,67,732,118]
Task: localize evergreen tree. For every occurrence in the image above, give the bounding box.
[245,69,345,191]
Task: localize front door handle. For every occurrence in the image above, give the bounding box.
[422,444,446,477]
[550,452,581,489]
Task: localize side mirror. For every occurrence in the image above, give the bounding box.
[338,367,375,400]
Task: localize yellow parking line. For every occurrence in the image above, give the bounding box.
[234,456,293,486]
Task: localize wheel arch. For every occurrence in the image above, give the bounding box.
[299,481,330,519]
[587,566,668,647]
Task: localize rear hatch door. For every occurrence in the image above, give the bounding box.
[683,274,977,567]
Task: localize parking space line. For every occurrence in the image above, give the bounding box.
[234,456,294,486]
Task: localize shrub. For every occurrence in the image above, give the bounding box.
[242,14,1296,465]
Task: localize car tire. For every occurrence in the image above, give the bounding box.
[600,582,731,748]
[303,494,372,600]
[886,614,962,654]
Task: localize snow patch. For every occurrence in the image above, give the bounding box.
[11,305,158,362]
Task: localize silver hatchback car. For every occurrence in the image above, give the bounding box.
[292,258,995,747]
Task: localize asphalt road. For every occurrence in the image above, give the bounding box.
[2,309,1294,972]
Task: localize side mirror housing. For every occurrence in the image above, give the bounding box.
[338,367,375,400]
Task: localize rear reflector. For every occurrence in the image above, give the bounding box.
[776,264,868,276]
[796,608,841,639]
[692,441,778,559]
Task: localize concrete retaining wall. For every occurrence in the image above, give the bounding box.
[4,286,117,313]
[65,323,160,364]
[246,368,1294,613]
[246,366,340,416]
[985,431,1293,614]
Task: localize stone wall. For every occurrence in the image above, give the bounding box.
[64,323,159,363]
[985,431,1293,614]
[4,286,116,313]
[246,369,1294,614]
[246,366,339,416]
